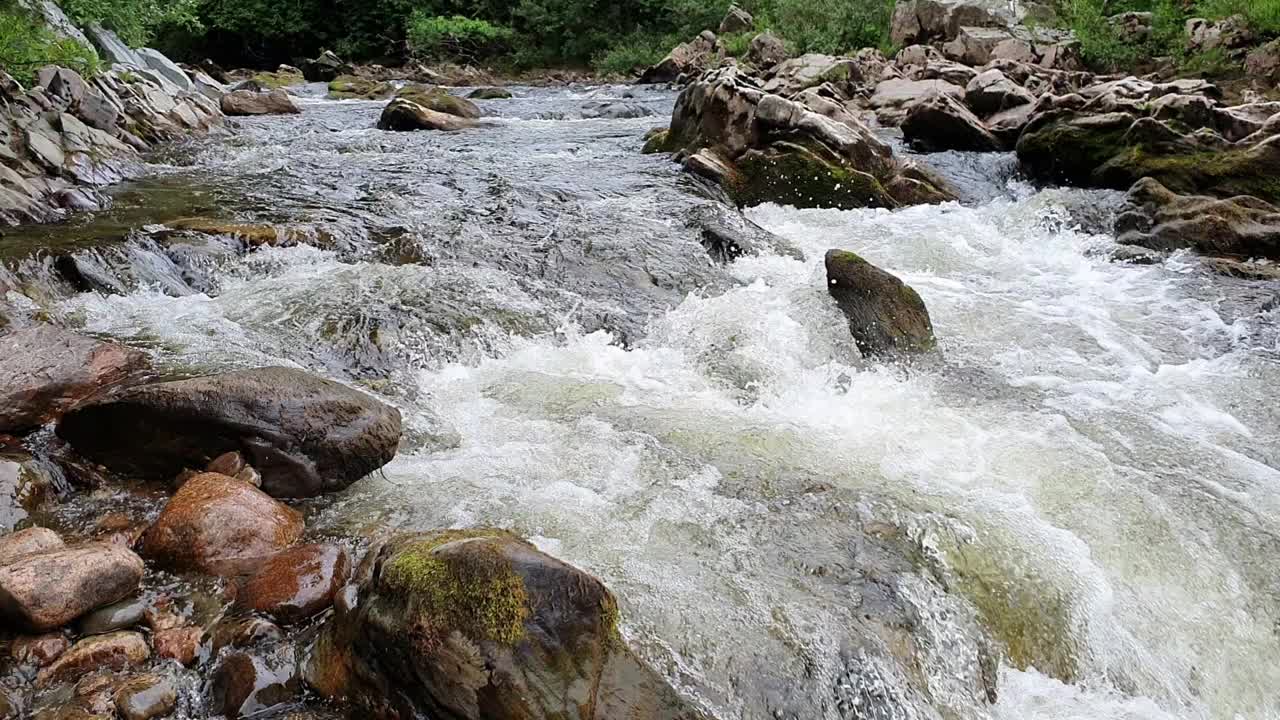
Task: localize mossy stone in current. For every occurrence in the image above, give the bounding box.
[824,249,936,357]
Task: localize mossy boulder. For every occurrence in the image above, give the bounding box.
[731,142,898,210]
[1115,177,1280,260]
[641,128,670,154]
[395,84,481,119]
[305,529,701,720]
[825,249,936,357]
[328,75,395,100]
[251,70,304,89]
[468,87,512,100]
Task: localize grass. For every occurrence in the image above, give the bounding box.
[0,2,99,85]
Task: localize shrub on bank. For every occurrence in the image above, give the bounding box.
[0,1,98,85]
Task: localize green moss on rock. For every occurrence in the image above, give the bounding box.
[328,75,395,100]
[395,85,480,119]
[642,129,670,155]
[382,530,531,646]
[253,70,304,89]
[731,143,897,210]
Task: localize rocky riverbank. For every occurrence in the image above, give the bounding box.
[641,1,1280,271]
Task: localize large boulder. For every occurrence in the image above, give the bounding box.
[141,473,303,574]
[378,98,477,132]
[869,77,965,125]
[639,30,720,84]
[0,541,144,631]
[305,529,700,720]
[660,66,952,209]
[825,250,936,357]
[761,53,865,97]
[901,90,1002,151]
[1115,178,1280,260]
[1186,15,1255,54]
[220,89,300,116]
[0,326,149,435]
[747,31,788,69]
[0,527,62,567]
[964,68,1035,115]
[303,50,354,82]
[890,0,1017,47]
[395,85,481,119]
[943,26,1017,66]
[212,647,303,720]
[135,48,193,92]
[57,366,402,498]
[328,75,395,100]
[719,4,754,34]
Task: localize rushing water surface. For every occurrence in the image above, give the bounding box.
[4,84,1280,720]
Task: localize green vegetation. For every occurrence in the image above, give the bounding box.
[60,0,201,47]
[1062,0,1280,72]
[405,12,514,62]
[0,1,98,85]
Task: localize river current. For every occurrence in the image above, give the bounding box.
[3,84,1279,720]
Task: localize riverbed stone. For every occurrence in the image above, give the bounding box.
[152,625,205,666]
[114,674,177,720]
[236,543,350,624]
[0,326,149,435]
[306,529,698,720]
[221,89,300,116]
[11,632,71,667]
[901,90,1002,151]
[37,631,150,686]
[1114,178,1280,260]
[140,473,303,573]
[378,98,477,132]
[0,526,63,566]
[395,85,480,118]
[825,249,936,357]
[78,595,147,635]
[328,75,395,100]
[57,366,403,498]
[210,617,284,652]
[212,648,302,720]
[0,453,55,533]
[468,87,512,100]
[0,542,144,631]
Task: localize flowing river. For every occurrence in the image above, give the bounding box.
[3,84,1279,720]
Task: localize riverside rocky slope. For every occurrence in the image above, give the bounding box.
[2,2,1280,720]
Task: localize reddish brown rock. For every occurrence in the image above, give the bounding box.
[0,542,145,631]
[206,451,246,477]
[237,544,350,624]
[220,89,300,116]
[0,326,149,435]
[152,626,205,667]
[0,526,63,566]
[37,631,150,686]
[141,473,303,574]
[212,648,302,720]
[11,633,70,667]
[144,596,185,632]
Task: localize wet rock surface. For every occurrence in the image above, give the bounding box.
[1115,178,1280,259]
[113,674,177,720]
[378,98,477,132]
[306,529,700,720]
[0,541,144,631]
[236,543,350,624]
[221,88,301,116]
[0,327,149,435]
[36,631,150,686]
[140,473,303,573]
[58,367,402,498]
[825,249,936,357]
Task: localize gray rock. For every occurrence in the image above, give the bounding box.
[890,0,1018,46]
[1115,178,1280,260]
[87,23,143,67]
[943,25,1017,66]
[639,31,719,84]
[17,0,95,51]
[581,100,656,119]
[58,366,403,498]
[825,249,936,357]
[79,596,147,635]
[719,4,754,34]
[870,77,965,124]
[965,68,1035,115]
[0,454,54,533]
[747,31,788,69]
[220,89,300,116]
[136,48,193,92]
[902,90,1003,151]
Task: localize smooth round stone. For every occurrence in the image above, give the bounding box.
[79,596,147,635]
[114,674,177,720]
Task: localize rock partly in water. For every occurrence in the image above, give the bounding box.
[10,632,71,668]
[140,473,303,574]
[78,595,147,635]
[58,366,403,498]
[221,89,300,116]
[468,87,512,100]
[1115,178,1280,260]
[236,543,350,624]
[211,647,302,720]
[378,98,478,132]
[395,85,481,119]
[581,100,656,119]
[824,249,936,357]
[0,541,144,632]
[0,452,55,533]
[151,625,206,666]
[901,90,1003,151]
[303,50,354,82]
[328,75,395,100]
[0,326,149,435]
[306,529,700,720]
[37,631,150,686]
[114,674,177,720]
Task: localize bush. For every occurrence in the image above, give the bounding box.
[405,13,515,62]
[60,0,201,47]
[1197,0,1280,35]
[1066,0,1185,71]
[0,2,99,85]
[592,32,674,75]
[754,0,897,55]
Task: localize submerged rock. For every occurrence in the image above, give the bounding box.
[0,326,149,435]
[221,89,300,116]
[140,473,303,574]
[306,529,699,720]
[581,100,656,119]
[0,541,144,631]
[468,87,512,100]
[57,366,402,498]
[1115,178,1280,260]
[378,98,477,132]
[824,250,936,357]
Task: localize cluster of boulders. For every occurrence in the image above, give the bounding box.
[0,63,221,226]
[0,320,701,718]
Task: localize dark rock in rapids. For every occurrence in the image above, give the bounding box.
[581,101,656,119]
[221,88,301,116]
[140,473,303,574]
[303,50,354,82]
[469,87,513,100]
[394,84,481,119]
[825,249,936,357]
[236,543,350,624]
[305,529,702,720]
[57,366,402,498]
[212,646,303,720]
[378,98,477,132]
[0,541,144,632]
[0,326,149,435]
[1115,178,1280,260]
